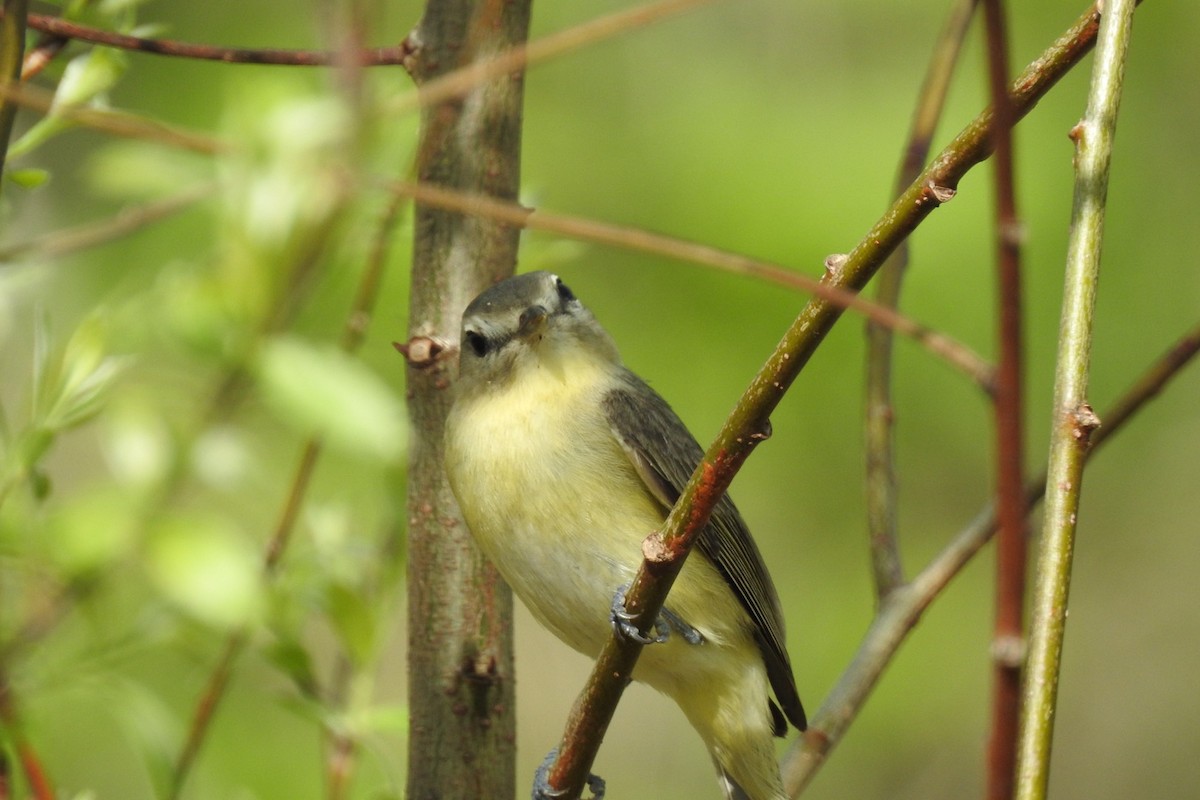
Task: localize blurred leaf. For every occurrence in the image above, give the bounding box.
[256,336,405,460]
[44,489,137,575]
[6,168,51,189]
[190,425,251,490]
[145,514,263,629]
[358,703,409,734]
[8,49,129,158]
[88,142,211,199]
[101,401,173,488]
[54,48,128,109]
[264,635,319,697]
[325,581,377,667]
[108,677,179,796]
[33,314,129,434]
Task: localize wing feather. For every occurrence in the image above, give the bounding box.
[604,372,806,732]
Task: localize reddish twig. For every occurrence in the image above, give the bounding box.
[0,669,55,800]
[783,317,1199,795]
[168,633,248,800]
[12,11,414,66]
[981,1,1026,798]
[387,179,996,390]
[549,4,1120,796]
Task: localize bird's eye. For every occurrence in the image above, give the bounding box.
[464,330,488,357]
[555,277,576,303]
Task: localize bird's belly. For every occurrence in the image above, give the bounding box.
[446,373,661,655]
[445,366,753,688]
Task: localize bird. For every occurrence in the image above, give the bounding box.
[444,271,805,800]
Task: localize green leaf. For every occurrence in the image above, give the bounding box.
[145,514,263,629]
[324,582,377,667]
[256,336,405,460]
[6,168,51,189]
[8,49,129,158]
[264,636,319,697]
[34,314,129,433]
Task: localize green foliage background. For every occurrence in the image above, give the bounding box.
[1,1,1197,799]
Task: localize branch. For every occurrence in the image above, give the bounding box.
[546,3,1124,797]
[865,0,979,602]
[11,10,415,66]
[388,0,714,116]
[1,0,708,74]
[0,81,226,154]
[1015,1,1138,797]
[399,1,530,797]
[0,183,213,263]
[981,1,1027,797]
[783,316,1200,794]
[0,667,54,800]
[388,180,996,391]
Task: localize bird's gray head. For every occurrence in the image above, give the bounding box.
[456,271,619,391]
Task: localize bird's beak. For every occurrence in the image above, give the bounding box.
[517,305,549,338]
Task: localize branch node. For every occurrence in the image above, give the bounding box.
[641,532,672,564]
[924,180,958,204]
[395,336,447,368]
[990,633,1027,667]
[823,253,848,279]
[1069,402,1101,442]
[1000,218,1028,248]
[400,29,423,78]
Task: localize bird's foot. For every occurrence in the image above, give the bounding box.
[533,749,606,800]
[610,584,703,646]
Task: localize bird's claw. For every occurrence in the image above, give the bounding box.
[610,584,704,646]
[533,749,606,800]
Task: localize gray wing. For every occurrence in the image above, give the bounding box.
[604,371,806,733]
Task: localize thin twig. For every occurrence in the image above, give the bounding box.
[171,191,402,796]
[547,4,1122,796]
[387,180,997,391]
[865,0,979,603]
[981,1,1027,797]
[0,81,226,154]
[168,632,248,800]
[0,0,709,76]
[783,317,1200,795]
[0,667,54,800]
[1015,1,1138,797]
[391,0,712,114]
[0,183,214,264]
[8,10,414,66]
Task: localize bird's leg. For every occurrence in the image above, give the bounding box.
[610,584,704,646]
[533,749,606,800]
[660,607,704,645]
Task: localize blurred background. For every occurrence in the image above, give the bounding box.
[1,1,1197,798]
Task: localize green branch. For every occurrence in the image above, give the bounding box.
[545,3,1125,797]
[1015,1,1139,797]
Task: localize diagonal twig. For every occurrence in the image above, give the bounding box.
[545,3,1125,797]
[783,317,1200,794]
[388,179,996,391]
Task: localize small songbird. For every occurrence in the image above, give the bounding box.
[444,271,805,800]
